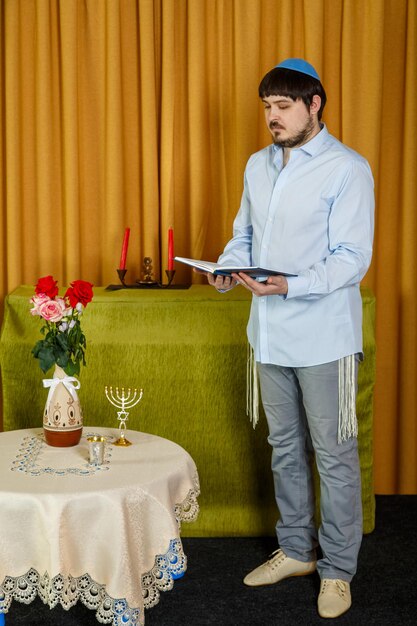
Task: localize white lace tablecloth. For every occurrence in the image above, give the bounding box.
[0,427,200,625]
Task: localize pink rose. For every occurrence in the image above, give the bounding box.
[30,293,50,316]
[38,298,67,323]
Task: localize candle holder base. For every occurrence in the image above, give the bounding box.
[165,270,175,286]
[105,283,190,290]
[113,435,132,447]
[106,264,190,290]
[117,269,128,285]
[136,280,159,286]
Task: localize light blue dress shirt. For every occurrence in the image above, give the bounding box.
[218,125,374,367]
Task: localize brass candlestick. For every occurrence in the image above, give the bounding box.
[105,386,143,446]
[106,257,184,290]
[111,258,176,288]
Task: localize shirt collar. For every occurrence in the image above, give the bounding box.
[272,123,328,157]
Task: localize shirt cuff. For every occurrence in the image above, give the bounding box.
[285,273,310,299]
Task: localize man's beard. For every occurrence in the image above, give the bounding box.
[272,116,315,148]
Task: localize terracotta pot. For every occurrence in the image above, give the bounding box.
[43,365,83,447]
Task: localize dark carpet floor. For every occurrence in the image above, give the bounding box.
[4,495,417,625]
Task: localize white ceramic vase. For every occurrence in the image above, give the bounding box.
[43,365,83,446]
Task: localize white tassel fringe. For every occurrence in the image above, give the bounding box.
[246,348,357,440]
[338,354,358,444]
[246,344,259,428]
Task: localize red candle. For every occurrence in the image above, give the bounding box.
[168,228,174,270]
[119,228,130,270]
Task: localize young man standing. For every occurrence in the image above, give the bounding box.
[205,58,374,618]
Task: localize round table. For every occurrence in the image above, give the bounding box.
[0,427,200,625]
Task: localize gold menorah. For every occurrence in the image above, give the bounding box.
[105,386,143,446]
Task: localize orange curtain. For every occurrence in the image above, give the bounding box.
[0,0,416,493]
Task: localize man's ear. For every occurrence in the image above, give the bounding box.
[310,95,321,114]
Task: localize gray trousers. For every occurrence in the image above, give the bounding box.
[258,359,362,582]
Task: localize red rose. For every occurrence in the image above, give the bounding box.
[35,275,59,299]
[65,280,94,308]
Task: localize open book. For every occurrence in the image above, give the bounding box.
[174,257,296,279]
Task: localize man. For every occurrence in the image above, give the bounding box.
[204,58,374,618]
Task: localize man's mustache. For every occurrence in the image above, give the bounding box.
[269,121,284,130]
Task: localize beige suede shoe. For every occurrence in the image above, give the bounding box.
[318,578,352,618]
[243,549,316,587]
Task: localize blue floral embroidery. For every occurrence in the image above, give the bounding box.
[10,433,112,476]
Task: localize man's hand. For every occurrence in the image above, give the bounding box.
[233,272,288,296]
[193,268,237,292]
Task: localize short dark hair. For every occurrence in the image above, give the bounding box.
[258,67,327,120]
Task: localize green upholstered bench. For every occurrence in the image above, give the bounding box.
[0,285,376,535]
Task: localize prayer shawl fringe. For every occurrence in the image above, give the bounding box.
[338,353,358,443]
[247,347,358,444]
[246,344,259,428]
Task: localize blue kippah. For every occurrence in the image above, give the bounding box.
[275,58,320,81]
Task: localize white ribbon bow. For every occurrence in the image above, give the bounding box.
[43,374,81,408]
